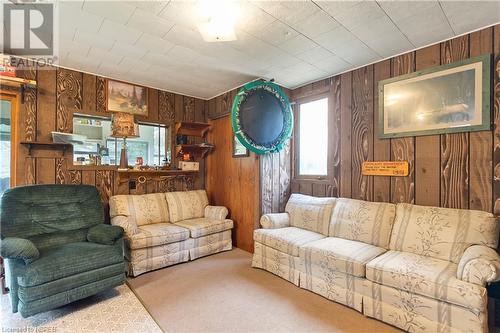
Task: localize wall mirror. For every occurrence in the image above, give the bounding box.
[231,81,293,154]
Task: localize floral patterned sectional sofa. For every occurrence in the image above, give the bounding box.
[109,190,233,276]
[252,194,500,333]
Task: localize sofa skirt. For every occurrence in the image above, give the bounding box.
[190,230,232,260]
[363,280,487,333]
[127,231,233,277]
[299,264,364,313]
[127,248,190,277]
[252,242,302,286]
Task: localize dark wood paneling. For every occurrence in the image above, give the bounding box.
[96,76,106,113]
[330,76,341,197]
[493,25,500,214]
[15,65,207,204]
[37,69,57,142]
[469,28,493,212]
[414,45,441,207]
[56,68,82,133]
[391,53,415,204]
[440,36,470,209]
[340,72,352,198]
[36,158,55,184]
[82,74,96,115]
[158,90,175,123]
[373,60,391,202]
[280,25,497,215]
[351,66,374,201]
[183,96,195,122]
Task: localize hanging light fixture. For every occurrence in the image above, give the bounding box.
[197,0,240,42]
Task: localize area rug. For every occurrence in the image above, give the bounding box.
[127,248,401,333]
[1,284,162,333]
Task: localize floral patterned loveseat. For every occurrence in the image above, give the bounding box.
[110,190,233,276]
[252,193,500,333]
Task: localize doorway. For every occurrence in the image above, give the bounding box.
[0,92,18,196]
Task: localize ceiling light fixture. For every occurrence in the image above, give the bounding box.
[197,0,239,42]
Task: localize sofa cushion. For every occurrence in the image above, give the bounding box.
[110,193,169,226]
[329,198,396,248]
[300,237,386,277]
[254,227,325,256]
[389,203,499,263]
[285,194,336,235]
[174,218,233,238]
[366,250,486,312]
[165,190,209,223]
[127,223,190,250]
[19,242,123,287]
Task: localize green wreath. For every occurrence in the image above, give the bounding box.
[231,80,293,154]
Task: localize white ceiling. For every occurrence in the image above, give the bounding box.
[5,1,500,99]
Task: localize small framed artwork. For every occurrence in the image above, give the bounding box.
[378,54,491,138]
[233,134,249,157]
[107,79,148,116]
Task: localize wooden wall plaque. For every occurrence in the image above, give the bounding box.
[362,161,409,177]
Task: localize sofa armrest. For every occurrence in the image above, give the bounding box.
[111,216,139,236]
[204,206,229,220]
[87,224,124,245]
[260,213,290,229]
[457,245,500,286]
[0,237,39,264]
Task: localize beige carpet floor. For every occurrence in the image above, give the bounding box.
[127,248,402,333]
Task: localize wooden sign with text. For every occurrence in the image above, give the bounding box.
[362,161,409,177]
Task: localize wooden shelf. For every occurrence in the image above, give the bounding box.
[0,75,37,88]
[21,141,72,155]
[117,169,197,175]
[69,165,118,171]
[175,144,213,159]
[175,122,211,137]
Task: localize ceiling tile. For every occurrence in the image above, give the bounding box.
[34,1,499,98]
[440,1,500,35]
[99,19,142,45]
[126,8,174,38]
[125,0,169,15]
[74,29,114,51]
[278,34,318,56]
[349,16,413,57]
[290,9,340,38]
[119,56,151,73]
[88,47,124,65]
[59,39,91,57]
[82,1,136,25]
[251,20,298,46]
[380,1,454,47]
[313,56,351,73]
[59,1,104,34]
[134,33,174,54]
[252,1,318,26]
[326,1,383,31]
[295,46,334,64]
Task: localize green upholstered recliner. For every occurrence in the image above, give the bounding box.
[0,184,126,317]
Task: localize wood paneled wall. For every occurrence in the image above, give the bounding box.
[287,25,499,214]
[206,115,260,252]
[204,26,500,254]
[12,62,207,208]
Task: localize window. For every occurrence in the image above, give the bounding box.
[73,115,169,166]
[0,100,12,196]
[298,98,328,176]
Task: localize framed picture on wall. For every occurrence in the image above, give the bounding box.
[233,134,249,158]
[107,79,148,116]
[378,54,491,138]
